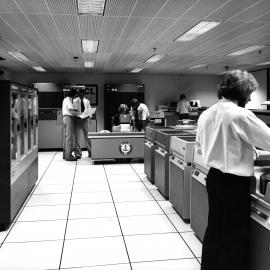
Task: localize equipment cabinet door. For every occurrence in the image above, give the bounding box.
[11,92,20,163]
[20,94,29,157]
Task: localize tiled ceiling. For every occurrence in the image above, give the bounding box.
[0,0,270,74]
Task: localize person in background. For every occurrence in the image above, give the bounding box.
[176,94,191,120]
[130,98,150,132]
[196,70,270,270]
[62,88,80,161]
[112,104,130,126]
[73,89,92,159]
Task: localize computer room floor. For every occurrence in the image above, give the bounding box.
[0,152,202,270]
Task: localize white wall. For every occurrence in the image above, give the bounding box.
[13,71,265,130]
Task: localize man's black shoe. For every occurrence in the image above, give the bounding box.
[75,155,81,159]
[65,156,77,161]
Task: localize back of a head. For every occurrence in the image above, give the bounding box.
[131,98,139,109]
[180,94,186,100]
[217,70,258,107]
[68,88,78,98]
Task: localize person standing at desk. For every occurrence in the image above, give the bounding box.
[196,70,270,270]
[73,89,92,158]
[176,94,190,120]
[62,89,79,161]
[130,98,150,132]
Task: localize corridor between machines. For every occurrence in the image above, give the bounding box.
[0,151,201,270]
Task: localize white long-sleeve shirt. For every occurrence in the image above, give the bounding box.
[196,98,270,176]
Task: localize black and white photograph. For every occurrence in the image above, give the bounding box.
[0,0,270,269]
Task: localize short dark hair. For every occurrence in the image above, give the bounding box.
[78,89,86,94]
[68,88,78,98]
[218,70,258,106]
[180,94,186,100]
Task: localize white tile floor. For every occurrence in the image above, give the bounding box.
[0,151,202,270]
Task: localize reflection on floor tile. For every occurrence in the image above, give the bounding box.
[71,192,112,204]
[26,193,71,206]
[132,258,200,270]
[158,201,177,214]
[61,237,129,268]
[115,201,164,217]
[72,183,109,193]
[0,240,63,270]
[125,233,194,262]
[33,184,72,195]
[17,205,69,222]
[61,264,131,270]
[167,214,193,232]
[149,189,166,201]
[107,174,141,182]
[5,220,66,242]
[109,182,147,191]
[112,190,154,202]
[119,214,176,235]
[65,217,121,239]
[181,232,202,257]
[69,203,116,219]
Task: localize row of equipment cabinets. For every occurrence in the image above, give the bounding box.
[144,121,270,270]
[0,81,38,230]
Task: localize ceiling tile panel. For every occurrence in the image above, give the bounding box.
[63,39,81,54]
[79,15,104,39]
[157,0,198,19]
[157,19,198,41]
[0,17,21,37]
[120,17,152,39]
[131,0,167,17]
[98,39,118,53]
[206,0,259,21]
[2,37,32,51]
[182,0,231,20]
[101,16,128,39]
[15,0,50,14]
[230,0,270,21]
[254,11,270,23]
[0,38,18,52]
[138,18,176,41]
[45,0,77,15]
[27,14,60,38]
[0,0,21,13]
[54,15,79,39]
[0,13,39,37]
[105,0,137,16]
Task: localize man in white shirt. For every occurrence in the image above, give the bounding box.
[73,89,92,158]
[196,70,270,270]
[62,89,79,161]
[130,98,150,132]
[176,94,191,119]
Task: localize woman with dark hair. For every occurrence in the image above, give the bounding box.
[196,70,270,270]
[176,94,191,120]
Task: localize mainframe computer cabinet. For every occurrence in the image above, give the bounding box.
[0,81,38,230]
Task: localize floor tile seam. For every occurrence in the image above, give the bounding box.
[103,164,134,270]
[130,257,199,264]
[4,238,65,244]
[129,165,199,260]
[24,201,115,207]
[0,152,58,248]
[60,262,130,269]
[58,160,79,270]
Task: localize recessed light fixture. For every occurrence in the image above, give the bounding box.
[77,0,106,15]
[84,61,94,68]
[131,68,143,73]
[145,54,164,63]
[227,45,267,56]
[256,61,270,66]
[82,40,99,53]
[175,21,221,42]
[8,52,31,62]
[32,66,46,72]
[187,64,208,70]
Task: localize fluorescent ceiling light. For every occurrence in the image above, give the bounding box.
[187,64,208,70]
[77,0,106,15]
[145,54,164,63]
[175,21,221,42]
[82,40,99,53]
[131,68,143,73]
[256,61,270,66]
[8,52,31,62]
[84,61,94,68]
[227,45,267,56]
[32,66,46,72]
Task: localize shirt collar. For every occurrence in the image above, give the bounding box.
[219,97,238,106]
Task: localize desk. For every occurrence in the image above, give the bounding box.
[88,132,144,161]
